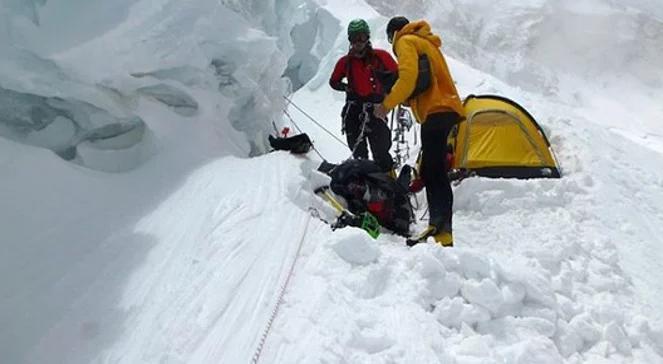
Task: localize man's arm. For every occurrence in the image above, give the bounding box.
[382,37,418,110]
[329,57,349,91]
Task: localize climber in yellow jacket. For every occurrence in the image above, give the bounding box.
[374,17,465,247]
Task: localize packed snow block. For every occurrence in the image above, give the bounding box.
[555,294,581,322]
[461,279,504,315]
[332,231,380,266]
[603,322,633,355]
[415,253,447,279]
[457,251,494,280]
[360,267,391,299]
[504,336,564,364]
[478,316,556,340]
[501,282,526,305]
[435,272,463,299]
[519,271,556,308]
[136,84,198,117]
[436,249,462,272]
[459,303,492,326]
[569,312,601,344]
[434,297,464,328]
[347,328,395,355]
[454,334,495,357]
[555,319,584,357]
[434,296,492,329]
[584,340,610,359]
[624,315,650,348]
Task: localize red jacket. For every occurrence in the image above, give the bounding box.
[329,48,398,102]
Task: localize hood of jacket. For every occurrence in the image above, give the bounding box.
[393,20,441,48]
[383,19,464,121]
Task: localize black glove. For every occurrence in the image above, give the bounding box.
[332,211,361,229]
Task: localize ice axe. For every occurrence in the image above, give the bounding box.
[314,187,380,239]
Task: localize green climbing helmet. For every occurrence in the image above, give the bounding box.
[347,19,370,38]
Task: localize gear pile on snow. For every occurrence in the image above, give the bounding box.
[273,94,562,246]
[319,159,413,237]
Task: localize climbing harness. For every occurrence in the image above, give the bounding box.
[346,102,375,158]
[389,105,415,168]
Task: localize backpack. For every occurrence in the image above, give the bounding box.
[268,133,313,154]
[320,159,414,236]
[379,54,431,99]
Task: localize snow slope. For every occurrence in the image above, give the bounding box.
[273,61,663,364]
[2,0,663,363]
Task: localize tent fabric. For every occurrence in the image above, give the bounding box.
[451,94,561,179]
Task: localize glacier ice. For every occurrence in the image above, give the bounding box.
[0,86,148,168]
[131,66,212,88]
[0,0,336,168]
[136,84,198,117]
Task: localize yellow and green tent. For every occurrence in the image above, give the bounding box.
[450,94,560,179]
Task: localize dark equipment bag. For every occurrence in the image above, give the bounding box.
[269,133,313,154]
[319,159,413,236]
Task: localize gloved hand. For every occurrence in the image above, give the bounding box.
[333,211,361,229]
[373,103,388,119]
[409,178,425,193]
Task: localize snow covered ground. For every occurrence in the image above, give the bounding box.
[1,0,663,363]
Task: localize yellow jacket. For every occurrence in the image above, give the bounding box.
[382,20,465,123]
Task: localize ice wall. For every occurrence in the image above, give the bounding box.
[0,0,344,170]
[1,0,137,55]
[283,5,342,90]
[0,43,153,172]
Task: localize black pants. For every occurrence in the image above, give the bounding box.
[342,102,394,172]
[420,112,459,232]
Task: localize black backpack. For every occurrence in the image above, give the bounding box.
[379,54,431,99]
[320,159,413,236]
[268,133,313,154]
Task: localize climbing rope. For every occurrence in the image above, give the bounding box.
[251,216,311,364]
[282,108,327,161]
[283,95,347,147]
